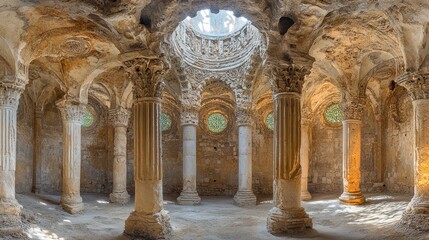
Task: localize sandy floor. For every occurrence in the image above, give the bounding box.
[7,193,429,240]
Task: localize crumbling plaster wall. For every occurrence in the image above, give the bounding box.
[309,100,379,193]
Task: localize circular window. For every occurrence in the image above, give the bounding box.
[207,112,228,133]
[266,112,274,131]
[324,103,342,124]
[81,106,95,128]
[160,111,172,132]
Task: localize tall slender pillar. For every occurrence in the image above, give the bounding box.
[109,107,131,204]
[0,82,24,234]
[267,63,312,234]
[56,100,85,214]
[32,106,43,194]
[234,108,256,206]
[300,108,312,201]
[124,57,171,239]
[338,99,365,205]
[398,72,429,230]
[177,106,201,205]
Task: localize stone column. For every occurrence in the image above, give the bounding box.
[124,57,171,239]
[338,100,365,205]
[32,106,43,194]
[0,83,24,234]
[267,63,312,234]
[177,107,201,205]
[56,100,85,214]
[109,107,131,204]
[397,72,429,230]
[234,108,256,206]
[300,109,312,201]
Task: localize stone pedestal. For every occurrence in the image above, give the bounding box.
[300,117,312,201]
[338,100,365,205]
[234,109,256,206]
[0,85,23,234]
[267,92,312,234]
[57,100,85,214]
[32,107,43,194]
[398,73,429,230]
[109,108,131,204]
[177,108,201,205]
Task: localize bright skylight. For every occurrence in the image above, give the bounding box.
[186,9,248,37]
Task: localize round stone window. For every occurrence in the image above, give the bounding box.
[207,112,228,133]
[266,112,274,131]
[324,103,342,124]
[160,111,172,132]
[81,106,95,128]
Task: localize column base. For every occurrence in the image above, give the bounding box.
[110,191,130,204]
[0,198,22,235]
[301,191,312,201]
[401,198,429,231]
[233,190,257,207]
[124,210,171,240]
[61,195,84,214]
[177,191,201,205]
[267,207,312,234]
[339,191,365,205]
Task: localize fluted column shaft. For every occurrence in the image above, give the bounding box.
[300,123,312,201]
[177,108,201,205]
[57,100,85,214]
[32,107,43,194]
[0,86,23,234]
[234,109,256,206]
[398,72,429,230]
[125,98,170,238]
[109,108,131,204]
[339,100,365,205]
[267,92,312,233]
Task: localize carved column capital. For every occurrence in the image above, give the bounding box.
[340,99,364,121]
[56,100,85,123]
[301,108,313,126]
[236,108,253,126]
[181,105,199,126]
[268,61,309,95]
[124,57,168,100]
[397,72,429,100]
[109,107,131,127]
[0,79,25,109]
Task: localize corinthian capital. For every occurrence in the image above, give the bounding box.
[0,77,25,108]
[396,72,429,100]
[124,57,168,100]
[109,107,131,127]
[56,100,85,123]
[236,108,253,126]
[181,105,199,126]
[268,61,309,95]
[340,99,364,121]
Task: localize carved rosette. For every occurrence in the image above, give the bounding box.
[109,107,131,128]
[124,57,168,100]
[397,72,429,101]
[0,79,25,109]
[56,100,85,123]
[340,100,364,121]
[269,62,309,95]
[181,105,199,126]
[301,107,313,126]
[236,108,253,126]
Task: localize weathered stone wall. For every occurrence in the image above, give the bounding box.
[309,100,379,193]
[383,89,413,193]
[16,94,34,193]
